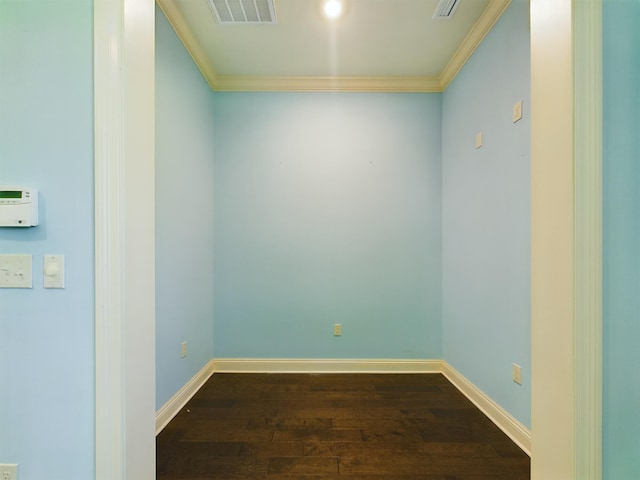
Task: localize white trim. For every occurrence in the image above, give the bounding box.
[438,0,511,90]
[155,359,216,435]
[442,362,531,457]
[120,0,157,475]
[156,0,219,90]
[94,0,156,478]
[530,0,577,477]
[94,1,125,477]
[573,0,603,477]
[530,0,605,477]
[212,358,443,373]
[212,75,443,93]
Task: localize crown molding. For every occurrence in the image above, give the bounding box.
[213,75,442,92]
[156,0,219,90]
[157,0,511,93]
[438,0,512,90]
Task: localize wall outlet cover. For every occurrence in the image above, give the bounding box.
[475,131,483,149]
[512,363,523,385]
[513,100,523,123]
[0,464,18,480]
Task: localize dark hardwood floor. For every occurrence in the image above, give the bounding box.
[156,373,530,479]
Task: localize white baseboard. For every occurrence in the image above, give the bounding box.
[155,358,216,435]
[211,358,443,373]
[442,361,531,456]
[156,357,532,458]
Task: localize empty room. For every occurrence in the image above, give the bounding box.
[1,0,637,479]
[154,0,530,477]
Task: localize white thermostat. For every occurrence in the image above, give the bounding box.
[0,186,39,227]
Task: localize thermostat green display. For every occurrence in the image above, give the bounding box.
[0,191,23,199]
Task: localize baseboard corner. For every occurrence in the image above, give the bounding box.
[155,358,216,435]
[441,361,531,456]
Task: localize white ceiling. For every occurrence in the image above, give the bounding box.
[156,0,511,92]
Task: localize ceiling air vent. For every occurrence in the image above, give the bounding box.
[432,0,460,20]
[209,0,277,24]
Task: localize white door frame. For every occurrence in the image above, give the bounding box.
[530,0,602,478]
[93,0,603,478]
[94,0,156,478]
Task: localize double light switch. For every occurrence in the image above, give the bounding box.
[0,254,32,288]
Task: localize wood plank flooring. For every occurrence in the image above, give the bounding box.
[156,373,530,480]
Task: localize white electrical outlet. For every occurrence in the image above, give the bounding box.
[475,131,483,149]
[333,323,342,336]
[0,464,18,480]
[512,363,523,385]
[181,341,187,358]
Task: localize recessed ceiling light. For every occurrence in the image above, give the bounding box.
[323,0,344,19]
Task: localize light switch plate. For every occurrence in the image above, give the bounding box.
[512,363,523,385]
[43,254,65,289]
[513,100,523,123]
[0,255,32,288]
[475,131,483,149]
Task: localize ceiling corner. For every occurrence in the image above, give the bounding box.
[156,0,220,91]
[438,0,512,91]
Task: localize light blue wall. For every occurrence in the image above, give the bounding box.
[603,1,640,478]
[0,1,95,479]
[442,0,531,427]
[155,7,215,409]
[212,92,442,359]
